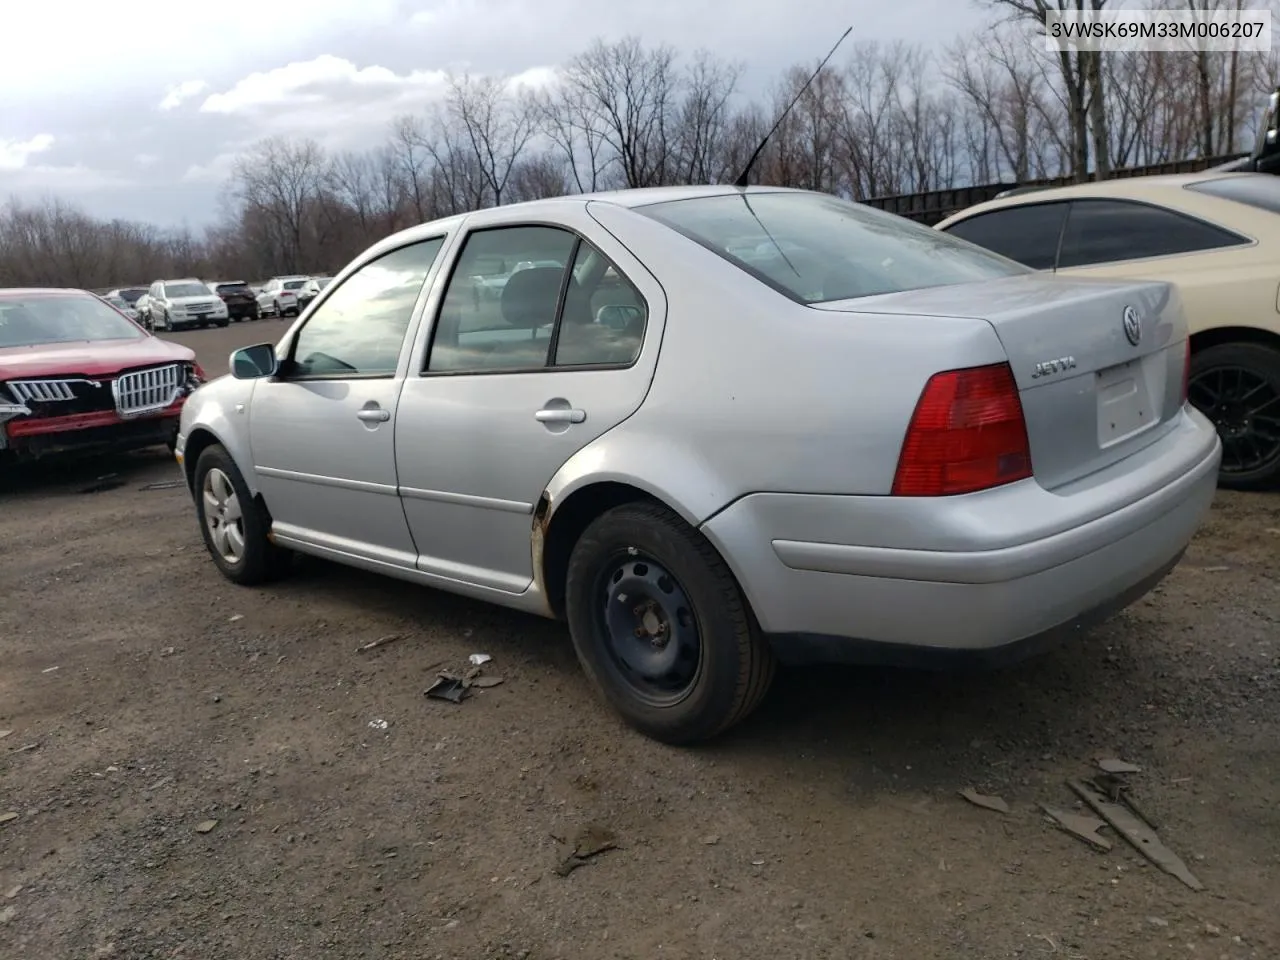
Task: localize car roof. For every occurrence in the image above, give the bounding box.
[936,171,1269,225]
[358,185,826,263]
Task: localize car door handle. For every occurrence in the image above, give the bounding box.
[535,408,586,424]
[356,408,391,423]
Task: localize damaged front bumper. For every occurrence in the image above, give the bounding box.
[1,404,184,458]
[0,402,33,449]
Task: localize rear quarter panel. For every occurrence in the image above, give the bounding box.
[549,202,1010,520]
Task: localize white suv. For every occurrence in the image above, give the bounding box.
[147,278,229,330]
[256,277,309,318]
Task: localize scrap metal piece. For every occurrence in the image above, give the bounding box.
[356,634,403,653]
[1090,774,1160,831]
[424,676,467,703]
[1040,804,1112,851]
[1098,758,1142,774]
[959,788,1010,814]
[1068,779,1203,891]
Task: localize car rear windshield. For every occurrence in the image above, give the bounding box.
[0,294,144,348]
[284,280,306,290]
[165,282,210,298]
[636,191,1028,304]
[216,282,249,292]
[1185,174,1280,215]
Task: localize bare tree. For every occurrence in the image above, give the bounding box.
[562,37,680,188]
[446,73,538,206]
[230,136,326,272]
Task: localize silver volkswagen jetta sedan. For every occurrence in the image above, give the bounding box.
[175,186,1222,744]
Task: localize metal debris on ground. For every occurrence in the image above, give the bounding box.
[468,653,492,666]
[16,743,38,753]
[0,812,19,825]
[554,824,618,876]
[195,819,219,834]
[0,730,11,740]
[80,474,125,494]
[1097,757,1142,774]
[425,662,505,702]
[228,615,243,623]
[1091,772,1160,831]
[41,666,60,674]
[368,719,389,731]
[425,675,469,703]
[357,634,403,653]
[1040,805,1112,852]
[958,787,1010,814]
[1067,779,1203,891]
[139,480,183,491]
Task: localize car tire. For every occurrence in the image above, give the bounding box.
[193,444,291,586]
[273,299,281,318]
[1189,341,1280,490]
[217,320,229,328]
[564,501,776,744]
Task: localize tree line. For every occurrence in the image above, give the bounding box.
[2,0,1277,290]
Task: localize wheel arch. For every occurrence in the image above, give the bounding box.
[1189,324,1280,354]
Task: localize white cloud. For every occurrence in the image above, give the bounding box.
[159,80,209,111]
[200,55,451,116]
[183,153,240,184]
[0,134,55,171]
[135,153,160,167]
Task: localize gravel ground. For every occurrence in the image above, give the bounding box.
[1,320,1278,959]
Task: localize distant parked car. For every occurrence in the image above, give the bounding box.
[146,278,230,331]
[207,280,261,322]
[257,277,309,318]
[935,171,1280,489]
[102,294,142,323]
[175,185,1221,745]
[296,276,332,311]
[105,286,149,307]
[0,287,204,462]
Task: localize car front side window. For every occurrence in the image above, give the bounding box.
[287,238,445,379]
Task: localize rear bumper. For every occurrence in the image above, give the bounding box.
[699,407,1222,666]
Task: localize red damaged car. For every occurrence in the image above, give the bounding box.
[0,288,205,462]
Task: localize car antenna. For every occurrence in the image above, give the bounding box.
[731,25,853,189]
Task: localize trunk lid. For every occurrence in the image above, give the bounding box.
[813,273,1188,490]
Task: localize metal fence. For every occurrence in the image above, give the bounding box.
[861,153,1251,226]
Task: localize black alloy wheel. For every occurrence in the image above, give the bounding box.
[1188,342,1280,489]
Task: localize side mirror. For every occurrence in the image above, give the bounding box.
[230,343,279,380]
[595,304,643,330]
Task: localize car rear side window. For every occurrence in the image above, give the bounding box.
[1057,198,1248,268]
[940,202,1069,270]
[426,225,647,374]
[289,238,444,378]
[637,191,1027,304]
[1185,175,1280,215]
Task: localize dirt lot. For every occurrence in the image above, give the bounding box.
[2,320,1278,960]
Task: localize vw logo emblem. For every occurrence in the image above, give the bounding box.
[1122,306,1142,346]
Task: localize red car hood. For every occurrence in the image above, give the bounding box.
[0,336,195,380]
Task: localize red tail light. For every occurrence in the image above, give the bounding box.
[892,362,1033,497]
[1181,340,1191,405]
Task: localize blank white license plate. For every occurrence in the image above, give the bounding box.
[1097,359,1155,446]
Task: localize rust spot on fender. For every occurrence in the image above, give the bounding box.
[530,492,552,597]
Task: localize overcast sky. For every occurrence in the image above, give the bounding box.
[1,0,991,229]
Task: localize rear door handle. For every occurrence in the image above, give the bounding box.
[356,407,391,423]
[535,408,586,424]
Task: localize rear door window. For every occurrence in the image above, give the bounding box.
[940,202,1069,270]
[1057,198,1248,268]
[1184,174,1280,215]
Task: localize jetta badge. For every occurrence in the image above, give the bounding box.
[1122,305,1142,346]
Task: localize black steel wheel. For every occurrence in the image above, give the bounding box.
[1188,342,1280,490]
[565,501,775,744]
